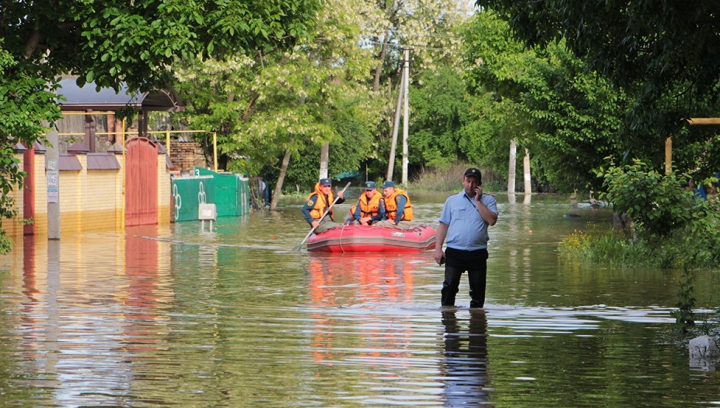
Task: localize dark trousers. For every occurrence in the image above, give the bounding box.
[441,248,488,308]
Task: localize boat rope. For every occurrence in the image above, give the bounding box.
[339,225,347,254]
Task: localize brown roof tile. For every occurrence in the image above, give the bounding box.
[57,154,82,171]
[87,153,120,170]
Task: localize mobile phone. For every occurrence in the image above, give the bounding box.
[440,255,446,265]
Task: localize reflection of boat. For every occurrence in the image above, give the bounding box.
[307,224,437,253]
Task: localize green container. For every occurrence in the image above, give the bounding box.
[171,169,250,221]
[171,176,215,222]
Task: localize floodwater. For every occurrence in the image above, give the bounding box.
[1,192,720,407]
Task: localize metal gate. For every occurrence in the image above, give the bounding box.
[125,137,158,226]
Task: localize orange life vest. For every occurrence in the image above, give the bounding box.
[349,191,382,218]
[307,183,335,220]
[384,188,413,221]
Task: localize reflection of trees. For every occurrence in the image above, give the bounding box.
[441,309,491,406]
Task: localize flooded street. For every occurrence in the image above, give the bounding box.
[1,193,720,407]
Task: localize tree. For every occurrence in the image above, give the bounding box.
[461,11,630,192]
[2,0,320,92]
[0,44,62,252]
[362,0,470,92]
[478,0,720,135]
[0,0,320,250]
[477,1,720,189]
[408,65,470,170]
[175,0,382,209]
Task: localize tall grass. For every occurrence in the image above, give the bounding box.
[409,163,505,192]
[559,222,720,270]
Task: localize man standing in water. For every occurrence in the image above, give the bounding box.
[434,168,498,308]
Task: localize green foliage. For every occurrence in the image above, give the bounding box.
[0,43,62,252]
[673,268,696,333]
[461,11,629,192]
[598,159,720,270]
[479,0,720,133]
[599,159,695,238]
[0,0,319,249]
[175,0,382,192]
[561,157,720,269]
[564,160,720,332]
[559,225,711,271]
[0,230,10,254]
[1,0,320,92]
[409,65,470,168]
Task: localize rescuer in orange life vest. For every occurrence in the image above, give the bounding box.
[376,180,413,229]
[301,178,345,233]
[344,181,385,226]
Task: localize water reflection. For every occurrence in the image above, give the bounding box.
[307,253,423,368]
[3,196,720,407]
[307,253,418,306]
[441,309,491,406]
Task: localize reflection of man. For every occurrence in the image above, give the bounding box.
[441,309,490,406]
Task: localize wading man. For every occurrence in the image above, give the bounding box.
[434,168,498,308]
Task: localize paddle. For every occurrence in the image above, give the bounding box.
[293,181,351,251]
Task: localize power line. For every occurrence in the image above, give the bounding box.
[360,39,457,51]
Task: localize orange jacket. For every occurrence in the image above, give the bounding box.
[306,183,335,221]
[350,191,382,220]
[384,188,413,221]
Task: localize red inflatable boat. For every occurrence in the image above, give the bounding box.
[306,224,437,253]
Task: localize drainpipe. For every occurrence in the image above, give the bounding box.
[23,143,35,235]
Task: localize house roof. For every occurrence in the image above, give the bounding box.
[57,78,183,112]
[87,153,121,170]
[56,154,82,171]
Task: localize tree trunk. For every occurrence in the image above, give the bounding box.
[508,139,517,193]
[270,140,293,211]
[523,148,531,194]
[320,142,329,179]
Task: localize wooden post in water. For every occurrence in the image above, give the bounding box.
[508,139,517,193]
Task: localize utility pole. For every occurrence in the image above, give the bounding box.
[401,48,410,185]
[387,69,404,181]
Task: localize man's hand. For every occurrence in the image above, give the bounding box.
[474,185,484,204]
[312,220,319,228]
[360,217,371,226]
[337,190,344,199]
[434,249,445,265]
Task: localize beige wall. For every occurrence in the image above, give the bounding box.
[158,156,172,225]
[4,152,171,237]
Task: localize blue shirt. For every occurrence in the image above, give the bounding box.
[439,191,498,251]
